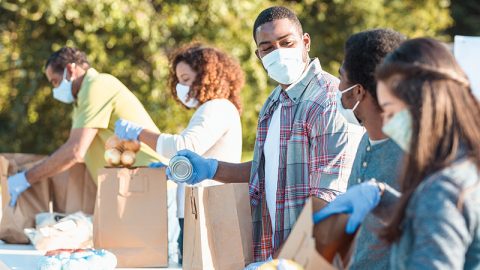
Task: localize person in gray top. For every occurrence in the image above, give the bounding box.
[314,38,480,269]
[338,29,405,270]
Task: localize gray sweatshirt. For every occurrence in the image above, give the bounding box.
[379,157,480,269]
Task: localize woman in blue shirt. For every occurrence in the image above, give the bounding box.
[314,38,480,269]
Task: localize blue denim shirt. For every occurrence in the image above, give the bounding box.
[387,158,480,270]
[347,134,404,270]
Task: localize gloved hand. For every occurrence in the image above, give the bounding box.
[148,162,167,168]
[168,149,218,185]
[114,119,144,140]
[312,180,381,234]
[7,171,31,207]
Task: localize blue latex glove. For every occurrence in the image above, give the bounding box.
[312,180,381,234]
[114,119,144,140]
[7,171,31,207]
[169,149,218,185]
[148,162,167,168]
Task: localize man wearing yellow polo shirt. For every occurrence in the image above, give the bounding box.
[6,46,168,224]
[5,47,180,260]
[6,47,163,201]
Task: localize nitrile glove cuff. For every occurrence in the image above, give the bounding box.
[206,158,218,179]
[127,126,143,141]
[114,119,144,140]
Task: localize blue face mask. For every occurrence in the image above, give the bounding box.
[382,109,412,152]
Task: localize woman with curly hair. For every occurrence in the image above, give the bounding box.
[114,43,244,262]
[314,38,480,269]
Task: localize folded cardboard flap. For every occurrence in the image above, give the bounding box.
[278,197,354,270]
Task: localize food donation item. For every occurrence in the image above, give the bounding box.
[104,135,140,167]
[168,155,193,183]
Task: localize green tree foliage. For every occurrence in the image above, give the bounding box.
[0,0,452,159]
[447,0,480,36]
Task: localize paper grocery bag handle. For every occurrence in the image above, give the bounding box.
[118,173,147,197]
[190,193,198,219]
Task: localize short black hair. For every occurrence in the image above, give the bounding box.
[45,47,90,74]
[253,6,303,43]
[343,29,406,101]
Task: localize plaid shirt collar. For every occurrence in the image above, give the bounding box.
[259,58,320,125]
[269,58,319,104]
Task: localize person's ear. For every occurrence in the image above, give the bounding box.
[65,63,76,80]
[303,33,311,52]
[355,84,367,101]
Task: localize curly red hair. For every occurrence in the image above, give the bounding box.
[168,43,244,113]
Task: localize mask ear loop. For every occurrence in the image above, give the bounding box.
[341,84,360,111]
[342,84,365,112]
[340,84,357,94]
[62,68,68,81]
[351,100,360,111]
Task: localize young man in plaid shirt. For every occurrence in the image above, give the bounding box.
[172,6,362,262]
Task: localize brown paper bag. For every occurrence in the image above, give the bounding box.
[0,154,49,243]
[50,162,97,215]
[278,197,355,270]
[183,183,253,270]
[0,153,97,244]
[94,167,168,268]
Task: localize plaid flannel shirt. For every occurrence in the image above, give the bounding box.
[249,58,357,261]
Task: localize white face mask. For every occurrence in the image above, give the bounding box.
[382,109,412,153]
[52,66,75,104]
[261,48,306,85]
[176,83,199,108]
[337,84,361,126]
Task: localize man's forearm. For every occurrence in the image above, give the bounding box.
[25,143,81,184]
[213,161,252,183]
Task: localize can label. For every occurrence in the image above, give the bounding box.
[169,156,193,183]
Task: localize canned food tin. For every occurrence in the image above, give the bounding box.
[169,156,193,183]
